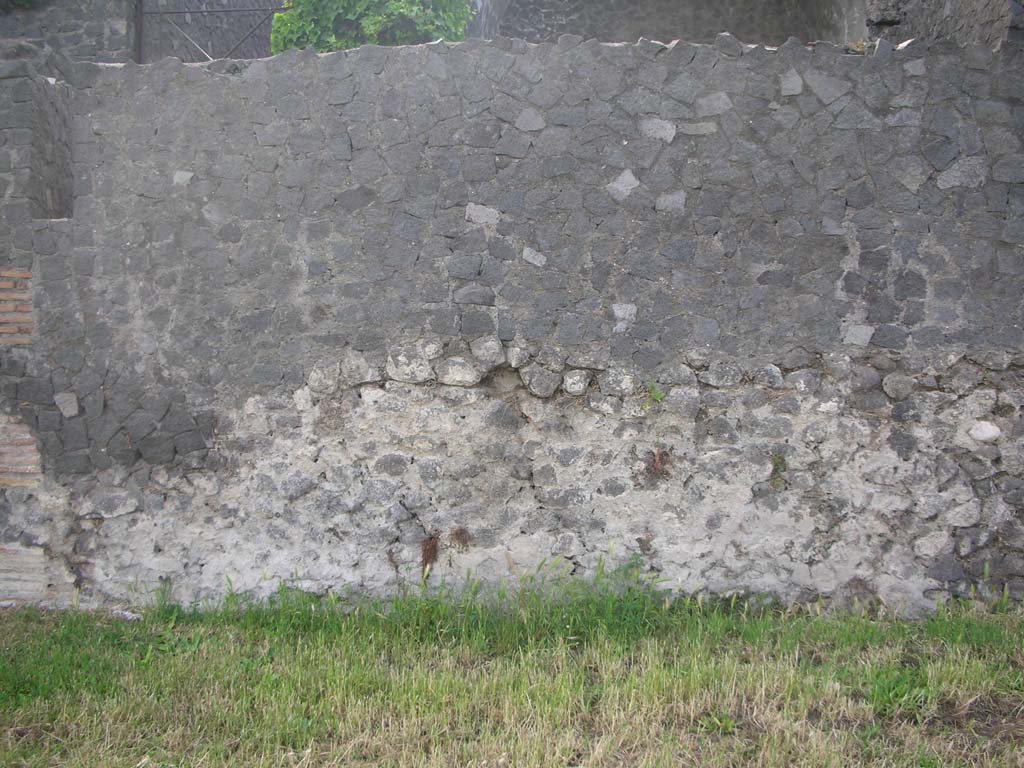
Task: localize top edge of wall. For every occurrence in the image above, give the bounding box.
[65,30,1019,76]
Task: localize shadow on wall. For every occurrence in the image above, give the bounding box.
[473,0,869,45]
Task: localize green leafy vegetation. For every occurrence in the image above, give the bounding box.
[270,0,474,54]
[769,450,788,490]
[643,380,666,410]
[1,566,1022,766]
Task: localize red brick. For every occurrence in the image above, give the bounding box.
[0,270,31,279]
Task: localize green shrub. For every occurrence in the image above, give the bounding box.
[271,0,474,54]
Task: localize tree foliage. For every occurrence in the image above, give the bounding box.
[270,0,474,54]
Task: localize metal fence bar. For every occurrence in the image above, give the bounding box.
[165,17,215,60]
[137,4,285,63]
[141,8,285,14]
[134,0,144,62]
[222,11,276,58]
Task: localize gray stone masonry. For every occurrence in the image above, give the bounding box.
[0,0,131,62]
[0,32,1022,614]
[867,0,1017,49]
[497,0,869,46]
[0,0,275,64]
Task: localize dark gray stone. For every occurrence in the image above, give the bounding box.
[871,325,910,349]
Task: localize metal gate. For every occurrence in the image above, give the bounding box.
[132,1,286,64]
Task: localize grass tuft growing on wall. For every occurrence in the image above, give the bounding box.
[1,566,1022,767]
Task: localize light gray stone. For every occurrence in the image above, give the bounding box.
[803,69,852,104]
[639,117,676,143]
[436,357,483,387]
[678,121,718,135]
[786,369,821,394]
[506,346,530,369]
[606,169,640,202]
[891,156,930,192]
[751,365,785,388]
[882,374,916,401]
[663,386,700,419]
[699,360,743,388]
[914,531,950,559]
[465,202,500,227]
[655,190,687,214]
[338,349,382,388]
[942,501,981,528]
[307,360,339,395]
[562,369,591,396]
[780,68,803,96]
[522,246,547,267]
[843,324,875,346]
[519,364,562,398]
[936,157,988,189]
[54,392,79,418]
[469,335,505,368]
[968,421,1001,443]
[903,58,927,76]
[695,92,733,117]
[612,303,637,333]
[597,369,638,397]
[386,343,439,383]
[514,107,546,132]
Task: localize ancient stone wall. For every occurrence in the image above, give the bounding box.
[868,0,1019,49]
[0,0,131,62]
[1,33,1023,614]
[0,49,73,230]
[0,0,276,64]
[495,0,869,45]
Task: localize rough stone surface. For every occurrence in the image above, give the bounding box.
[519,364,562,397]
[936,157,989,189]
[882,373,916,401]
[605,169,640,202]
[867,0,1015,49]
[514,107,546,132]
[780,68,804,96]
[562,369,591,395]
[53,392,79,418]
[1,35,1023,616]
[522,246,547,267]
[640,118,676,144]
[655,190,687,215]
[497,0,870,45]
[0,0,276,64]
[968,421,1003,443]
[436,357,484,387]
[0,0,131,62]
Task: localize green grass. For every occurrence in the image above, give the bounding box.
[1,565,1022,767]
